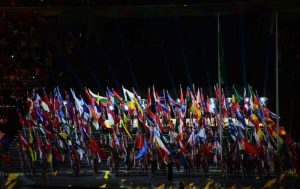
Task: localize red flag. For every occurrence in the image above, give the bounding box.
[134,133,144,149]
[206,95,210,113]
[243,138,259,157]
[214,84,220,103]
[146,88,151,109]
[84,87,95,105]
[112,88,125,106]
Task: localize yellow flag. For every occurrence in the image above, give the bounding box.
[47,153,53,163]
[121,112,132,139]
[133,98,143,115]
[155,184,164,189]
[262,178,277,189]
[127,101,136,111]
[59,132,68,140]
[204,179,214,189]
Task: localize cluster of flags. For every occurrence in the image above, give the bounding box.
[14,84,296,172]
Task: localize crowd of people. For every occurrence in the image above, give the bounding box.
[0,11,54,93]
[0,85,297,179]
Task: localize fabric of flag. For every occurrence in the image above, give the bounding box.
[187,130,196,147]
[88,88,107,106]
[175,117,184,141]
[214,84,220,103]
[243,138,259,157]
[250,114,264,140]
[179,85,184,105]
[146,109,163,133]
[122,86,135,101]
[166,90,175,106]
[200,88,205,108]
[84,87,96,105]
[134,133,144,149]
[112,89,125,106]
[206,95,210,113]
[120,112,132,140]
[154,134,170,158]
[198,127,206,141]
[146,88,152,108]
[136,137,147,160]
[186,87,193,107]
[232,85,243,104]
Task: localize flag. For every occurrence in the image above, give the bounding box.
[232,85,243,104]
[112,88,125,106]
[214,84,220,103]
[136,137,147,160]
[146,88,151,108]
[84,87,95,105]
[134,133,144,149]
[146,109,163,133]
[122,86,135,101]
[200,88,205,108]
[243,138,259,157]
[88,88,107,106]
[154,134,170,158]
[120,112,132,140]
[166,90,175,106]
[186,86,193,106]
[179,85,184,105]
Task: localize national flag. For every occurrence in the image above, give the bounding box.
[186,130,196,147]
[196,88,201,104]
[214,84,220,103]
[206,95,210,113]
[88,88,107,106]
[146,88,151,108]
[106,106,116,126]
[232,85,243,104]
[179,85,184,105]
[243,138,259,157]
[249,114,264,140]
[112,88,125,106]
[198,127,207,141]
[84,87,95,105]
[145,109,163,132]
[122,86,135,101]
[221,88,227,116]
[134,133,144,149]
[175,117,184,141]
[154,134,170,158]
[200,88,205,108]
[166,90,175,106]
[185,86,193,107]
[120,112,132,140]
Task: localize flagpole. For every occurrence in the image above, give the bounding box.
[217,14,223,164]
[275,11,280,152]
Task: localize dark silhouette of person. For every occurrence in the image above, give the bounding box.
[168,157,173,181]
